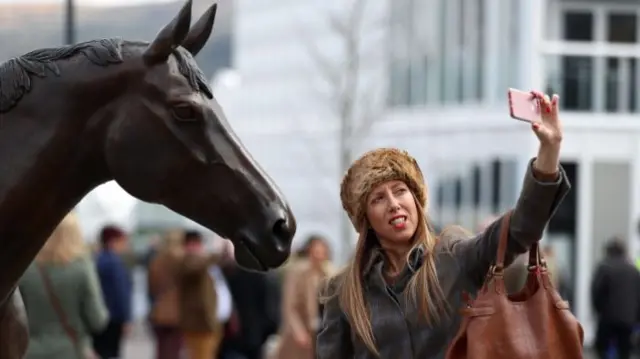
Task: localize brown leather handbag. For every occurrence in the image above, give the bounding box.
[446,211,584,359]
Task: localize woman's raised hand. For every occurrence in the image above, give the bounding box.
[530,91,563,147]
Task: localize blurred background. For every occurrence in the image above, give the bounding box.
[2,0,640,357]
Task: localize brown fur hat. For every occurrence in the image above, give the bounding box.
[340,148,427,231]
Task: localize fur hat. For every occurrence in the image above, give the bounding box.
[340,148,427,231]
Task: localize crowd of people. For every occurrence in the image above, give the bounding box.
[143,229,335,359]
[16,210,335,359]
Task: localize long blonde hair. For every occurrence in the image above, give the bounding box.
[326,195,448,355]
[36,212,87,264]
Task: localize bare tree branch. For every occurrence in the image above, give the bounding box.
[298,0,387,260]
[296,23,342,92]
[355,86,381,134]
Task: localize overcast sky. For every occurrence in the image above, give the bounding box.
[0,0,175,7]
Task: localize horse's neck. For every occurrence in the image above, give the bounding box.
[0,112,108,305]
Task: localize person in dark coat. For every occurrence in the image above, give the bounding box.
[591,238,640,359]
[93,225,133,359]
[219,243,279,359]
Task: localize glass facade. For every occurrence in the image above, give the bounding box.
[432,158,519,230]
[544,3,640,113]
[387,0,526,108]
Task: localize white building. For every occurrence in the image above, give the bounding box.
[225,0,640,342]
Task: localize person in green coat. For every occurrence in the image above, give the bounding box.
[19,212,109,359]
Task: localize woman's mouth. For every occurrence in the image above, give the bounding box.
[389,216,407,229]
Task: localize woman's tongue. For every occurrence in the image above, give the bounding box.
[390,216,406,230]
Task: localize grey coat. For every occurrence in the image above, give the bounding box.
[19,255,109,359]
[316,159,570,359]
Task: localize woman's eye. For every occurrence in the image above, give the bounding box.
[172,105,197,121]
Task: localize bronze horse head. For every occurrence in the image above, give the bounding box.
[0,2,296,349]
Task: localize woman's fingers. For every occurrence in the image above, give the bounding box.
[530,90,560,118]
[530,90,544,99]
[540,94,552,115]
[551,94,560,117]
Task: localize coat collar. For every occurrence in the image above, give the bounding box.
[362,243,426,277]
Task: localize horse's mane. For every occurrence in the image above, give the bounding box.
[0,37,212,114]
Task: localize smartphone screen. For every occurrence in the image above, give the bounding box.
[508,88,541,123]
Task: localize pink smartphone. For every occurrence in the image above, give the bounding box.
[508,88,541,123]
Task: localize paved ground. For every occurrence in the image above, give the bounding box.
[121,325,610,359]
[123,269,154,358]
[122,321,153,358]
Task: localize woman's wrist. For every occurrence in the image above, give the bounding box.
[534,144,561,175]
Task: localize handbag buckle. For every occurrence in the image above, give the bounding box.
[489,265,504,276]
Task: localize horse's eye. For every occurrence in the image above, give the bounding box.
[172,104,197,122]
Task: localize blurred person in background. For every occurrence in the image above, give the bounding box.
[178,231,225,359]
[147,230,185,359]
[93,225,133,359]
[274,234,332,359]
[591,238,640,359]
[19,212,109,359]
[209,236,234,350]
[541,245,560,287]
[143,234,163,268]
[539,244,572,303]
[219,240,279,359]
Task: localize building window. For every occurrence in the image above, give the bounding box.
[472,165,481,207]
[387,0,484,108]
[606,57,620,112]
[563,56,594,111]
[607,13,637,44]
[563,11,593,41]
[605,57,637,112]
[545,5,640,113]
[631,60,637,112]
[387,0,429,107]
[490,159,501,215]
[436,183,445,209]
[460,0,484,102]
[409,54,428,106]
[454,178,463,209]
[388,59,411,107]
[475,0,485,101]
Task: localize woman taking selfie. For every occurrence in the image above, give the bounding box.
[317,92,569,358]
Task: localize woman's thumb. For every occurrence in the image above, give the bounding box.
[531,122,541,132]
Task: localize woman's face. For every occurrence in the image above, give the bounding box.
[366,180,419,245]
[308,239,329,264]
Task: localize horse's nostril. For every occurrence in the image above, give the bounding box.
[272,217,294,248]
[272,218,287,237]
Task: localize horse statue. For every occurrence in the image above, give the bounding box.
[0,1,296,357]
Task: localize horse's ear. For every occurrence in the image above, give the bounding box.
[143,0,193,65]
[181,3,218,56]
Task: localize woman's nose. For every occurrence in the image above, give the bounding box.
[388,197,401,211]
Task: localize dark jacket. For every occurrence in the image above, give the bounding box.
[221,263,280,355]
[591,256,640,325]
[316,158,571,359]
[96,250,132,323]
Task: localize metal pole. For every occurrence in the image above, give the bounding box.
[65,0,75,45]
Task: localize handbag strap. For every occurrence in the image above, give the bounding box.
[494,211,543,274]
[37,263,79,347]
